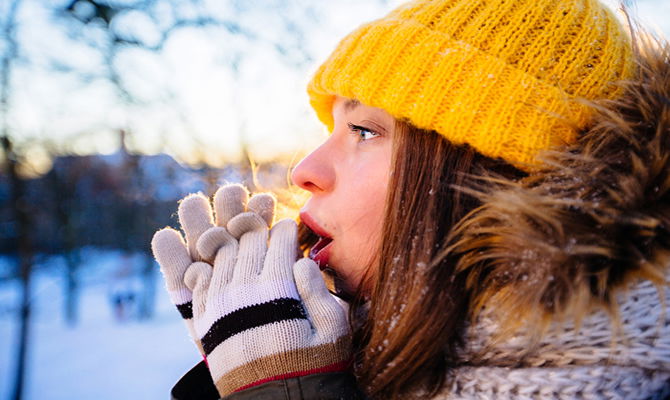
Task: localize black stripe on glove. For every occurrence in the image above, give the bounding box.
[202,298,308,355]
[176,302,194,320]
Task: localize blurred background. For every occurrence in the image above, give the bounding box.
[0,0,667,399]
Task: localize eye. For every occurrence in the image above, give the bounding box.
[347,122,381,142]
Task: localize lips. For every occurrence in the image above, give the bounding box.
[300,212,334,269]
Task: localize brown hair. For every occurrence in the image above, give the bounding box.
[297,119,524,399]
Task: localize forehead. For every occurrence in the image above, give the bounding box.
[343,98,360,112]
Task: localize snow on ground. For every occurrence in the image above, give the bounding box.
[0,250,200,400]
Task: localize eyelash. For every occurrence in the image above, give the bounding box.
[347,122,381,142]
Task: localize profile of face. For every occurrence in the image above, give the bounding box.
[291,96,395,294]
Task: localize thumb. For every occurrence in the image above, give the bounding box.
[184,261,213,320]
[247,192,276,227]
[293,258,349,339]
[151,228,191,295]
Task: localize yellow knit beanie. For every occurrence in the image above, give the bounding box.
[307,0,635,169]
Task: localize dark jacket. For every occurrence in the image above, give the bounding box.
[171,361,365,400]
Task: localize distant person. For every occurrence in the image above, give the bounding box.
[153,0,670,398]
[109,253,138,322]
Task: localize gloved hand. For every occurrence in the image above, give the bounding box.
[184,212,351,397]
[151,183,276,355]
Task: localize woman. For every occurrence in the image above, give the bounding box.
[152,0,670,398]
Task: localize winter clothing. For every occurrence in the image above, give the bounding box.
[152,193,216,356]
[183,216,351,397]
[171,362,364,400]
[154,184,351,398]
[434,32,670,398]
[307,0,635,169]
[164,0,670,397]
[152,186,278,361]
[442,280,670,398]
[173,31,670,400]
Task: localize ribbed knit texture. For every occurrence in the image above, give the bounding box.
[151,184,276,357]
[152,193,216,356]
[154,184,351,397]
[307,0,635,169]
[432,274,670,399]
[185,215,351,398]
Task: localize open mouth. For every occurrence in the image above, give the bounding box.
[309,235,332,258]
[308,235,333,268]
[300,217,352,301]
[300,212,335,270]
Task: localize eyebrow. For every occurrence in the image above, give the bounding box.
[344,99,360,112]
[341,98,390,134]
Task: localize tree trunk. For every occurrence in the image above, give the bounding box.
[12,247,32,400]
[2,1,30,398]
[2,136,34,400]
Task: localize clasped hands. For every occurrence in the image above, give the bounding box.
[151,184,350,397]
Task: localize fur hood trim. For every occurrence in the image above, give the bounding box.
[448,32,670,330]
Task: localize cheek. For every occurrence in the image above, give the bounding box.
[340,160,390,256]
[332,172,388,291]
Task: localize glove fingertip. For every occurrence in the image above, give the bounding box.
[293,258,327,293]
[196,226,235,261]
[265,218,298,266]
[269,217,297,236]
[184,262,213,292]
[214,183,249,226]
[293,258,349,335]
[151,228,189,266]
[178,192,210,212]
[227,212,268,239]
[151,227,182,250]
[179,193,214,225]
[248,192,277,227]
[214,183,249,201]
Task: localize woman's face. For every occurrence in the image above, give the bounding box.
[291,96,395,294]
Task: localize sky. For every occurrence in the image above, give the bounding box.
[2,0,669,174]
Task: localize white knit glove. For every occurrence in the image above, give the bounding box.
[151,184,275,355]
[184,213,351,397]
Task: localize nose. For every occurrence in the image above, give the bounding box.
[290,140,336,194]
